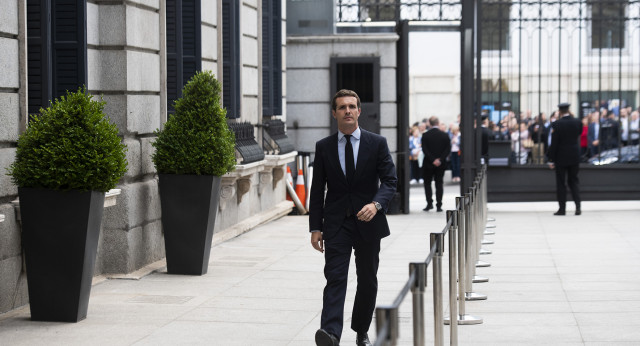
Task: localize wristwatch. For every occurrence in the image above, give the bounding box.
[372,201,382,211]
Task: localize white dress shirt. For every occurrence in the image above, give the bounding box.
[337,127,361,177]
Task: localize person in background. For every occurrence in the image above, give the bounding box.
[547,103,582,216]
[409,126,422,184]
[449,123,461,182]
[580,116,589,161]
[620,108,629,146]
[529,112,549,164]
[480,114,491,162]
[630,110,640,145]
[421,116,451,212]
[588,111,600,157]
[511,122,531,164]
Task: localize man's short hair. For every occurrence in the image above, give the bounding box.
[331,89,361,111]
[429,116,440,126]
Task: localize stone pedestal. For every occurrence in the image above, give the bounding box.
[216,152,297,234]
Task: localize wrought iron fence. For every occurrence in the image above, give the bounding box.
[481,0,640,166]
[338,0,640,166]
[337,0,462,23]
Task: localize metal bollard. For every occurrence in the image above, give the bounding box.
[466,191,487,301]
[431,233,444,346]
[472,182,490,283]
[479,172,493,255]
[445,197,482,325]
[376,306,399,346]
[473,185,491,269]
[446,210,458,345]
[410,262,426,346]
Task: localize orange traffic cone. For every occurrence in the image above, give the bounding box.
[286,166,294,201]
[295,168,306,207]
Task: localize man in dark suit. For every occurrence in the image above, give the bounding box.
[421,116,451,212]
[547,103,582,216]
[481,114,491,163]
[309,89,397,346]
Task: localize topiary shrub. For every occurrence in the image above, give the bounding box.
[152,70,236,176]
[8,87,127,192]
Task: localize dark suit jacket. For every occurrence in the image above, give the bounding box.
[548,115,582,167]
[481,126,491,157]
[309,129,397,241]
[421,128,451,167]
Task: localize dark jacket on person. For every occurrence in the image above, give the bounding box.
[309,129,397,242]
[481,126,491,157]
[548,115,582,167]
[421,128,451,167]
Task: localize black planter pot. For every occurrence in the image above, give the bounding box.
[159,174,221,275]
[19,188,105,322]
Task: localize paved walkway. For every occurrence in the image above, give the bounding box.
[1,178,639,345]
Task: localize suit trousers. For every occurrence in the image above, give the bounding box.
[321,216,380,340]
[555,164,581,209]
[423,164,446,207]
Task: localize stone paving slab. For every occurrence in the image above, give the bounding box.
[0,181,639,345]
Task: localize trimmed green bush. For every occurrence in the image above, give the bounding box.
[8,87,128,192]
[152,70,236,176]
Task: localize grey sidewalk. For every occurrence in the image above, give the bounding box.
[1,180,639,345]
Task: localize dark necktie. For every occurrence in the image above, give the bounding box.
[345,134,355,183]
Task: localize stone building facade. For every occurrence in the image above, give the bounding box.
[286,34,399,156]
[0,0,292,315]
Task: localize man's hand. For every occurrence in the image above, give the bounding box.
[592,139,599,146]
[548,162,555,169]
[357,203,378,222]
[311,232,324,253]
[433,158,441,167]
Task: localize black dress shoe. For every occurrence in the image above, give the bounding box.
[575,209,581,215]
[436,207,443,212]
[315,329,339,346]
[357,332,372,346]
[423,205,433,211]
[554,210,566,216]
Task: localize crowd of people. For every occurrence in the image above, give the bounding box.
[411,104,640,173]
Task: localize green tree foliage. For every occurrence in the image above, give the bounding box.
[8,87,128,192]
[152,71,236,176]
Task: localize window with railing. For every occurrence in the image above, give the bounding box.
[591,0,627,49]
[481,0,511,52]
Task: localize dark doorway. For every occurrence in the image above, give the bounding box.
[330,57,381,134]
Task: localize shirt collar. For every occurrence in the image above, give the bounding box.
[338,127,361,141]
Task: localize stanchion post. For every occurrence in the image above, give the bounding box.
[410,262,426,346]
[447,196,483,324]
[464,192,475,292]
[431,233,444,346]
[465,190,487,301]
[446,210,458,345]
[473,184,491,269]
[376,306,399,346]
[457,197,467,313]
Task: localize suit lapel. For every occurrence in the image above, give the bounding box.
[354,130,371,181]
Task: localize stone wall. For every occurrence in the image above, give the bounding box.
[0,0,28,315]
[286,34,399,156]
